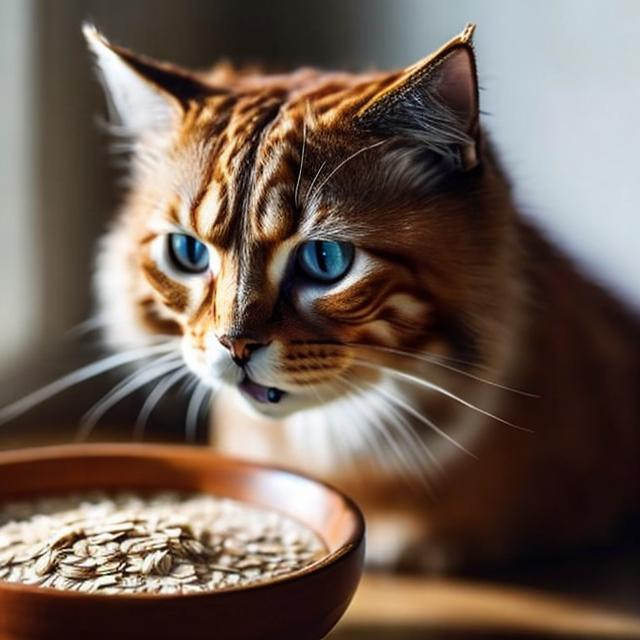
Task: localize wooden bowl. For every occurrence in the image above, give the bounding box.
[0,444,365,640]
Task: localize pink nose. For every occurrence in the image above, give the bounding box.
[218,335,264,366]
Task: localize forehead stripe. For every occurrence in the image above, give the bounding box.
[190,156,217,232]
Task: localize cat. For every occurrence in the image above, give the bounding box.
[82,23,639,571]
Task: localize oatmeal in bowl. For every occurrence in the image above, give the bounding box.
[0,444,364,640]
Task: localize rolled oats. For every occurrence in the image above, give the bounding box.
[0,492,325,594]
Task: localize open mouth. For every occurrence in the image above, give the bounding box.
[238,374,285,404]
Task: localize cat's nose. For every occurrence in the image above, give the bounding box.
[218,335,265,366]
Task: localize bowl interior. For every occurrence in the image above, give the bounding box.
[0,443,362,555]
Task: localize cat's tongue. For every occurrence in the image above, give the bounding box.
[239,376,284,404]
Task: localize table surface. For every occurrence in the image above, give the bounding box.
[330,538,640,639]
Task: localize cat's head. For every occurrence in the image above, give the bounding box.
[86,24,514,422]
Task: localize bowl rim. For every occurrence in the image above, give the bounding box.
[0,442,366,602]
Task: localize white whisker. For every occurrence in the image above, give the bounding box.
[293,120,307,208]
[180,375,199,396]
[349,343,537,397]
[302,159,326,206]
[317,380,364,471]
[337,376,410,476]
[352,377,444,476]
[134,367,190,441]
[0,343,178,427]
[308,140,386,204]
[330,378,390,471]
[338,375,436,491]
[353,358,530,433]
[77,355,183,441]
[357,371,478,459]
[185,381,213,443]
[64,315,107,339]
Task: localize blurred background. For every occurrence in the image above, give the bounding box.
[2,0,640,442]
[0,1,639,637]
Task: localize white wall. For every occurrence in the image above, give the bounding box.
[368,0,640,307]
[0,0,38,364]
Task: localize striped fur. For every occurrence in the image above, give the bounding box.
[87,25,640,571]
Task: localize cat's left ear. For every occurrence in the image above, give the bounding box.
[83,24,211,137]
[357,24,480,170]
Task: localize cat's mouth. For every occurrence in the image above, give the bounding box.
[238,374,286,404]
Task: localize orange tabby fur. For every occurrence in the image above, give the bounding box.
[84,25,639,571]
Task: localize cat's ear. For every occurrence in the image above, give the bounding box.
[357,24,480,170]
[83,24,210,136]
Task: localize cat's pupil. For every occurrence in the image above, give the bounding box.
[315,242,329,273]
[186,237,203,263]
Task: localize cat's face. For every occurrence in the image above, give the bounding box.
[88,25,511,421]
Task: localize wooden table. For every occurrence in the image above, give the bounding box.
[330,571,640,638]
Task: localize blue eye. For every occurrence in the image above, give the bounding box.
[297,240,354,283]
[168,234,209,274]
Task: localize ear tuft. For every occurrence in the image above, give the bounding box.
[357,24,480,170]
[81,22,104,48]
[83,24,185,136]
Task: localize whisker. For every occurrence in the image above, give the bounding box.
[354,369,478,459]
[180,375,199,396]
[82,352,181,422]
[326,378,388,474]
[352,377,444,476]
[353,358,531,433]
[64,315,107,340]
[336,375,401,473]
[77,355,183,441]
[338,376,420,481]
[351,342,497,372]
[185,381,214,443]
[133,367,190,441]
[0,343,178,426]
[302,159,326,206]
[295,381,351,471]
[338,375,437,491]
[308,140,386,204]
[293,120,307,208]
[348,343,538,397]
[321,380,371,472]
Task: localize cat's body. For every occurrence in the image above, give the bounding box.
[214,175,640,570]
[82,25,639,571]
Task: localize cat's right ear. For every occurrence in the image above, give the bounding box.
[83,24,209,137]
